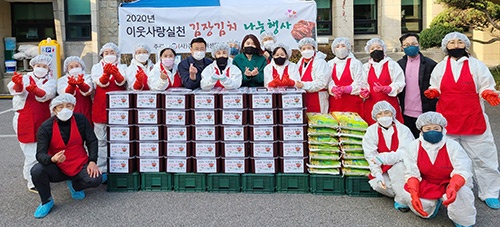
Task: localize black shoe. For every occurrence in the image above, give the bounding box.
[398,207,410,213]
[29,187,38,194]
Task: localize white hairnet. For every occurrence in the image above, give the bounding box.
[371,101,396,120]
[441,32,471,54]
[63,56,86,72]
[331,37,352,53]
[260,32,276,42]
[364,38,387,54]
[415,111,447,130]
[272,43,292,59]
[29,55,52,67]
[211,42,230,58]
[50,94,77,111]
[133,43,151,56]
[99,42,120,57]
[228,39,240,46]
[298,37,317,49]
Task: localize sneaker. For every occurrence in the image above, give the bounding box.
[394,201,410,212]
[66,181,85,200]
[101,173,108,184]
[429,199,442,218]
[484,198,500,209]
[28,187,38,194]
[34,199,54,218]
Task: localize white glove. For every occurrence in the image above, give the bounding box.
[375,173,386,189]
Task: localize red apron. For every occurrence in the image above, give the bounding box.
[138,65,150,90]
[271,65,292,87]
[48,117,89,176]
[329,58,364,115]
[17,77,51,143]
[73,86,93,126]
[364,62,403,125]
[368,125,399,179]
[299,58,322,113]
[161,64,183,88]
[437,58,486,135]
[404,143,452,200]
[214,67,230,88]
[92,63,126,124]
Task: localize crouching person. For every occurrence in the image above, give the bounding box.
[362,101,415,212]
[31,94,103,218]
[402,112,476,227]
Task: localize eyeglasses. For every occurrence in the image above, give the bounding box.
[402,43,419,48]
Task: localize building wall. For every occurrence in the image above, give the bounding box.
[0,0,12,74]
[472,29,500,67]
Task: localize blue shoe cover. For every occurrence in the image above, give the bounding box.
[485,198,500,209]
[454,222,472,227]
[394,201,409,212]
[101,173,108,184]
[429,199,442,218]
[66,180,85,200]
[34,199,54,218]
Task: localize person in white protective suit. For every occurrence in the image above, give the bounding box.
[200,42,242,90]
[424,32,500,209]
[263,43,301,88]
[8,55,57,192]
[327,37,366,116]
[126,43,154,91]
[57,56,94,124]
[362,101,414,212]
[148,46,183,90]
[260,31,276,62]
[91,42,127,175]
[402,111,476,227]
[294,37,329,113]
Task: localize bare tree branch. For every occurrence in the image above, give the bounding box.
[480,8,500,30]
[472,37,500,43]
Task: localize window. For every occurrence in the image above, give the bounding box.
[11,3,55,42]
[316,0,332,35]
[401,0,422,33]
[354,0,377,34]
[65,0,91,41]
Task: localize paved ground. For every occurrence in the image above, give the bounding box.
[0,99,498,227]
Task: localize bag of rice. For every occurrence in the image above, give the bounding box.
[342,167,370,176]
[308,167,341,175]
[343,159,370,169]
[307,113,339,128]
[331,112,368,129]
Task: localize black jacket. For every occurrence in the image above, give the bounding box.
[397,53,438,114]
[36,113,98,165]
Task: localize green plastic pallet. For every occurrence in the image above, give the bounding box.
[174,173,206,192]
[345,176,382,197]
[207,174,241,193]
[276,173,309,193]
[309,174,345,195]
[242,174,275,193]
[141,172,173,191]
[107,172,140,192]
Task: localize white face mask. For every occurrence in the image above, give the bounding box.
[68,67,82,76]
[162,58,174,68]
[334,48,349,59]
[103,55,117,64]
[263,40,274,50]
[33,67,48,78]
[377,116,393,128]
[301,49,315,59]
[56,108,73,121]
[135,53,150,63]
[193,51,205,61]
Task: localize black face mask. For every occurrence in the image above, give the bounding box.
[447,48,468,59]
[370,50,384,62]
[274,57,286,66]
[244,46,258,55]
[216,57,228,70]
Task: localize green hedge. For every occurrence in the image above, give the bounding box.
[419,24,463,49]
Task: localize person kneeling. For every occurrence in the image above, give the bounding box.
[402,112,476,227]
[31,94,103,218]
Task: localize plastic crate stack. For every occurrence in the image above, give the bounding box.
[306,113,342,175]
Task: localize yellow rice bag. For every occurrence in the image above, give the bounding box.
[307,113,339,128]
[331,112,368,129]
[342,167,370,176]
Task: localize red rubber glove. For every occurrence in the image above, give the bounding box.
[65,84,76,94]
[481,90,500,106]
[285,78,296,87]
[407,177,428,217]
[99,72,110,85]
[12,72,24,92]
[110,65,125,83]
[76,74,85,85]
[341,85,353,94]
[443,174,466,207]
[67,76,78,86]
[26,79,46,97]
[373,83,391,94]
[424,88,440,99]
[331,87,343,99]
[359,88,370,99]
[103,63,113,74]
[268,80,279,88]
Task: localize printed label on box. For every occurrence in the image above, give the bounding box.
[222,95,244,109]
[166,143,188,156]
[223,126,244,141]
[194,110,215,125]
[196,158,217,173]
[283,158,304,173]
[282,142,304,157]
[252,126,274,141]
[109,143,130,157]
[165,110,186,125]
[137,110,158,124]
[109,127,130,141]
[195,126,216,141]
[194,95,215,108]
[138,142,160,156]
[108,110,130,125]
[252,143,274,157]
[282,94,303,108]
[282,126,305,141]
[139,158,161,172]
[167,127,188,141]
[108,94,130,108]
[165,95,186,109]
[195,143,217,157]
[254,159,275,173]
[224,143,245,157]
[139,126,159,140]
[252,94,273,108]
[282,109,304,124]
[136,94,157,108]
[224,159,245,173]
[109,159,131,173]
[222,110,243,125]
[252,110,274,125]
[166,158,187,173]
